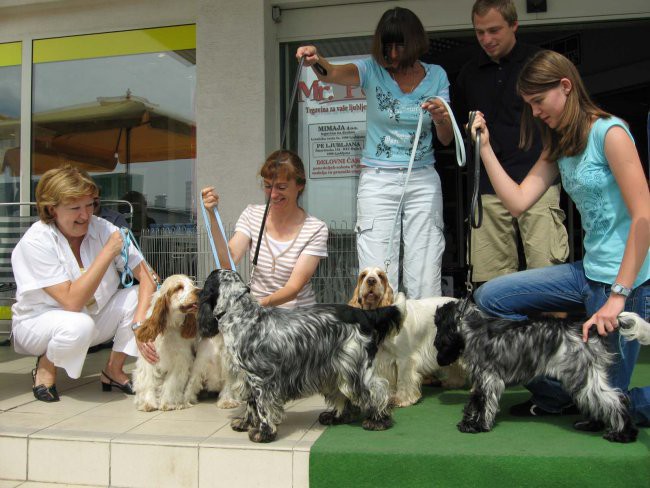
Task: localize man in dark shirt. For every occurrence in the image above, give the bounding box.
[454,0,568,286]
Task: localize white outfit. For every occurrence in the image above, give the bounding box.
[11,217,142,378]
[355,166,445,298]
[351,57,449,298]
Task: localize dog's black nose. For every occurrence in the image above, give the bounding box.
[367,277,376,286]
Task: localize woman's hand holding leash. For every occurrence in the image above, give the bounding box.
[296,46,328,76]
[469,111,490,148]
[421,99,448,126]
[201,187,219,210]
[104,230,124,259]
[296,46,319,67]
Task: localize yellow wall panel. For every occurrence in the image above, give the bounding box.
[34,25,195,63]
[0,42,21,67]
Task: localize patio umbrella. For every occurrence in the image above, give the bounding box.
[2,141,118,176]
[1,91,196,176]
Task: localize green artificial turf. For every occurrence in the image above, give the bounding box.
[309,348,650,488]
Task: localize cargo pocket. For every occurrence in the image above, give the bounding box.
[432,209,445,234]
[355,217,375,236]
[549,206,569,264]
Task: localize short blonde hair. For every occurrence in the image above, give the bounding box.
[35,165,98,224]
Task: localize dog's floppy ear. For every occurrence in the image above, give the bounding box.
[181,313,197,339]
[198,271,220,338]
[348,278,362,308]
[137,293,169,343]
[434,301,465,366]
[378,272,394,307]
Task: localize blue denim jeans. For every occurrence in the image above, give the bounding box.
[474,261,650,425]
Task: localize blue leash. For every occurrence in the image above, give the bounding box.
[120,229,135,288]
[200,199,236,270]
[119,227,161,290]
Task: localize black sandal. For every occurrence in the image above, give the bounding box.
[32,356,59,402]
[101,370,135,395]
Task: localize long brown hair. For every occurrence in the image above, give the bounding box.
[371,7,429,71]
[517,50,611,162]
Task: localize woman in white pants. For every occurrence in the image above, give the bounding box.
[11,165,157,402]
[298,7,453,297]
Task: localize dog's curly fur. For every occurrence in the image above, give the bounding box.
[133,275,199,412]
[349,266,466,407]
[184,334,243,409]
[198,269,406,443]
[434,300,650,443]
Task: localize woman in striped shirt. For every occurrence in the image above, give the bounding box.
[201,150,328,308]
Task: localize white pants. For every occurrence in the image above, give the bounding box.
[355,166,445,298]
[12,287,140,379]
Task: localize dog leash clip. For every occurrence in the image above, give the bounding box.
[464,265,474,297]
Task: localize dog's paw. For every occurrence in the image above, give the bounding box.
[248,425,277,443]
[391,394,419,408]
[318,410,340,425]
[603,428,638,443]
[457,420,489,433]
[422,377,443,388]
[136,402,157,412]
[362,416,393,431]
[184,394,199,405]
[159,402,188,411]
[440,378,466,389]
[231,417,251,432]
[216,397,241,409]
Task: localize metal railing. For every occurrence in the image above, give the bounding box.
[140,222,358,303]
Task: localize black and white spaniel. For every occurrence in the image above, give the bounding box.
[197,269,406,443]
[434,300,650,443]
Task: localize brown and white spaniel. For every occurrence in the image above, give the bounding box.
[349,266,394,309]
[349,267,466,407]
[133,274,199,411]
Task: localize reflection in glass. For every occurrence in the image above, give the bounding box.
[32,35,196,228]
[0,48,21,205]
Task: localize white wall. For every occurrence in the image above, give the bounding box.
[197,0,281,227]
[274,0,650,40]
[0,0,194,39]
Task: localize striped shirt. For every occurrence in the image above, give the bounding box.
[236,204,328,308]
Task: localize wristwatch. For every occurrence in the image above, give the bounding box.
[611,283,632,297]
[131,321,142,331]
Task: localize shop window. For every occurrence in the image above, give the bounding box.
[31,25,196,232]
[284,18,649,295]
[0,42,21,205]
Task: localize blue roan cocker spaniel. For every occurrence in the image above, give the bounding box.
[434,299,650,443]
[197,269,406,443]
